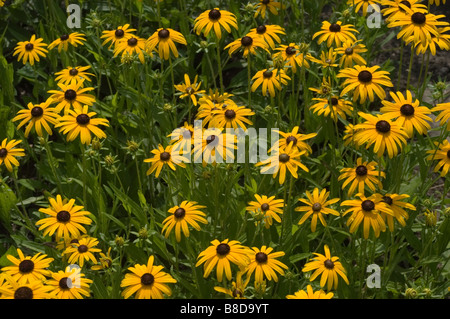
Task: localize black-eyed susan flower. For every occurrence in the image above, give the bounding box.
[48,79,96,113]
[48,32,86,52]
[0,138,25,172]
[174,74,205,106]
[273,43,310,73]
[13,34,48,65]
[353,112,408,158]
[408,26,450,55]
[312,21,358,47]
[348,0,382,16]
[192,127,237,165]
[196,239,251,282]
[146,28,187,60]
[254,0,283,19]
[35,194,92,240]
[296,188,340,232]
[271,126,317,155]
[251,68,290,97]
[338,157,385,197]
[246,194,284,229]
[343,123,358,147]
[302,245,349,291]
[0,275,53,299]
[168,122,195,154]
[224,34,269,58]
[256,143,309,185]
[214,270,250,299]
[247,24,285,50]
[91,247,113,271]
[381,0,428,23]
[113,35,147,64]
[337,65,393,103]
[380,90,432,137]
[101,24,137,48]
[308,47,339,69]
[310,96,353,121]
[334,40,368,68]
[286,285,334,299]
[55,234,89,251]
[381,193,416,231]
[121,255,177,299]
[426,139,450,176]
[63,236,101,268]
[162,201,208,242]
[196,90,236,127]
[210,103,255,130]
[46,266,93,299]
[193,8,238,39]
[341,193,394,239]
[12,98,59,137]
[1,249,53,285]
[245,246,288,283]
[432,102,450,131]
[144,144,188,178]
[309,76,332,97]
[54,66,95,85]
[55,105,109,145]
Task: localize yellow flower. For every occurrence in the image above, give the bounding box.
[308,47,338,69]
[286,285,334,299]
[48,32,86,52]
[54,66,95,85]
[224,34,269,58]
[113,35,147,64]
[254,0,284,19]
[247,24,285,50]
[101,24,136,48]
[47,79,96,113]
[246,194,284,229]
[193,8,238,39]
[0,274,53,299]
[251,68,290,97]
[63,236,101,268]
[431,102,450,131]
[381,0,428,23]
[310,96,353,121]
[174,74,205,106]
[214,271,250,299]
[334,39,368,68]
[146,28,187,60]
[0,138,25,172]
[46,266,93,299]
[210,103,255,130]
[191,127,237,166]
[273,43,310,73]
[92,247,113,271]
[245,246,288,283]
[426,139,450,176]
[312,21,358,47]
[13,34,48,65]
[381,194,416,231]
[144,144,187,177]
[348,0,382,16]
[12,98,59,137]
[271,126,317,155]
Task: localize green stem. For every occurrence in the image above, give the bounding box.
[247,54,252,109]
[81,144,87,207]
[406,45,414,90]
[216,39,224,94]
[396,41,404,90]
[41,137,63,194]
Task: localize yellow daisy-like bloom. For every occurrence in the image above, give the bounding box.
[63,236,101,268]
[174,74,206,106]
[286,285,334,299]
[426,139,450,176]
[381,193,416,231]
[46,266,93,299]
[91,247,113,271]
[308,47,339,69]
[334,40,368,68]
[341,193,394,239]
[343,123,358,147]
[309,76,332,97]
[246,194,284,229]
[312,21,358,47]
[192,127,237,166]
[168,122,195,154]
[210,103,255,130]
[224,34,269,58]
[13,34,48,65]
[214,270,250,299]
[162,201,208,242]
[144,144,188,178]
[1,249,53,285]
[310,96,353,121]
[408,26,450,55]
[337,65,393,103]
[251,68,290,97]
[338,157,385,197]
[353,112,408,158]
[271,126,317,155]
[48,32,86,52]
[196,239,251,282]
[113,35,147,64]
[193,8,238,40]
[245,246,288,283]
[35,194,93,239]
[273,43,310,73]
[380,90,432,137]
[247,24,285,50]
[55,104,109,145]
[196,90,236,127]
[101,24,137,48]
[54,66,95,85]
[296,188,340,232]
[381,0,428,23]
[432,102,450,131]
[55,234,89,251]
[146,28,187,60]
[12,98,59,138]
[348,0,382,16]
[302,245,349,291]
[256,143,309,185]
[121,255,177,299]
[0,138,25,172]
[0,274,53,299]
[48,79,96,113]
[254,0,284,19]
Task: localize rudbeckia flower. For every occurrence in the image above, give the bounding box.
[63,236,101,268]
[113,35,147,64]
[47,79,96,113]
[312,21,358,47]
[0,138,25,172]
[246,194,284,228]
[309,96,353,121]
[286,285,334,299]
[247,24,285,50]
[334,40,368,68]
[254,0,284,19]
[214,271,250,299]
[210,103,255,130]
[48,32,86,52]
[13,34,48,65]
[381,0,428,23]
[244,246,288,283]
[426,139,450,176]
[273,43,310,73]
[46,266,93,299]
[146,28,187,60]
[192,127,237,165]
[381,194,416,231]
[54,66,95,85]
[144,144,188,177]
[251,68,290,97]
[224,34,269,58]
[348,0,382,16]
[0,275,53,299]
[270,126,317,155]
[193,8,238,39]
[101,24,136,48]
[431,102,450,131]
[174,74,206,106]
[12,98,59,137]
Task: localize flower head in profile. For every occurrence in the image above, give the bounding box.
[247,24,285,50]
[193,8,238,39]
[408,26,450,56]
[224,34,269,58]
[302,245,349,291]
[286,285,334,299]
[13,34,48,65]
[174,74,206,106]
[46,266,93,299]
[426,139,450,176]
[0,138,25,172]
[271,126,317,155]
[91,247,113,271]
[144,144,188,178]
[312,21,358,47]
[54,66,95,85]
[381,0,428,23]
[146,28,187,60]
[48,32,86,52]
[381,194,416,231]
[246,194,284,229]
[251,68,290,97]
[12,98,59,137]
[47,79,96,113]
[101,24,136,48]
[308,47,339,69]
[245,246,288,283]
[121,255,177,299]
[113,35,147,64]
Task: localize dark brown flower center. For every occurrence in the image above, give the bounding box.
[78,245,88,253]
[262,0,271,4]
[355,165,368,176]
[60,34,69,41]
[206,135,217,145]
[19,260,35,274]
[160,151,171,161]
[69,68,79,76]
[59,277,70,290]
[399,1,411,12]
[375,120,391,133]
[261,203,270,211]
[382,196,393,206]
[279,153,290,163]
[232,289,243,298]
[286,136,297,146]
[174,207,186,219]
[256,25,267,34]
[447,150,450,159]
[216,243,230,256]
[209,9,221,20]
[76,114,90,125]
[255,252,268,264]
[141,273,155,286]
[285,46,296,56]
[400,104,415,116]
[331,97,339,105]
[25,43,34,51]
[241,36,253,47]
[115,29,125,38]
[127,37,138,47]
[411,12,426,25]
[312,202,322,211]
[0,148,7,158]
[225,109,236,119]
[158,29,170,39]
[70,239,79,244]
[361,199,375,212]
[358,70,373,83]
[324,259,334,269]
[14,286,33,299]
[56,210,71,223]
[64,89,77,101]
[345,47,354,55]
[329,23,341,32]
[30,106,43,118]
[263,70,273,78]
[186,86,195,95]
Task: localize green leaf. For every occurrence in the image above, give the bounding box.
[0,181,17,227]
[0,246,17,267]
